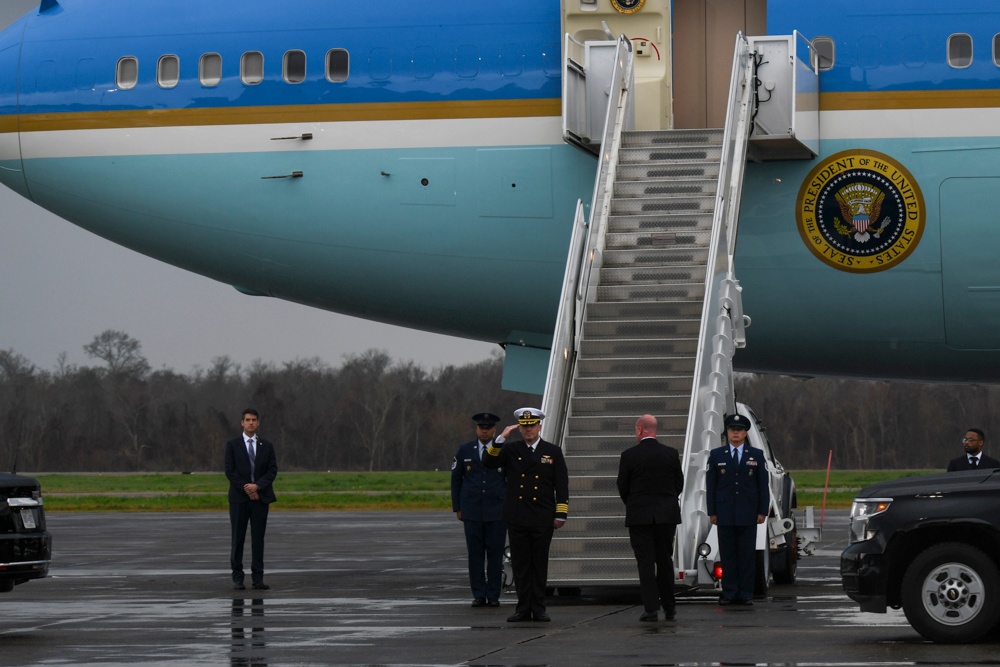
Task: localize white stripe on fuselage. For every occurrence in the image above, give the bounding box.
[18,116,564,160]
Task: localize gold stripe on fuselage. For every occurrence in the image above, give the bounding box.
[1,98,562,133]
[820,89,1000,111]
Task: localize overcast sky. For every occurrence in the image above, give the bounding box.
[0,2,497,374]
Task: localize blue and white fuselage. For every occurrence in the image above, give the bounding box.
[4,0,1000,384]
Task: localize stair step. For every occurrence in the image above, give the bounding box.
[613,178,718,198]
[582,318,701,340]
[601,247,710,267]
[616,162,721,182]
[548,537,635,558]
[578,337,698,357]
[595,283,706,303]
[619,144,724,164]
[572,394,693,416]
[569,476,621,494]
[576,356,696,377]
[564,433,685,455]
[596,267,706,287]
[622,129,724,147]
[606,213,714,234]
[572,375,694,396]
[560,517,632,535]
[568,413,688,435]
[547,558,638,583]
[604,230,712,251]
[610,195,715,216]
[586,300,703,320]
[566,455,624,474]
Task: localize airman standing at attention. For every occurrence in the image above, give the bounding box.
[483,408,568,623]
[706,413,768,606]
[451,412,507,608]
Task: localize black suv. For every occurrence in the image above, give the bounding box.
[0,472,51,592]
[841,469,1000,643]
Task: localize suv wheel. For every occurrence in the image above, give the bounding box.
[901,542,1000,643]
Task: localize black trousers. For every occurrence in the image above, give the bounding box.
[230,499,269,584]
[718,523,757,601]
[463,519,507,601]
[628,523,676,613]
[507,523,554,615]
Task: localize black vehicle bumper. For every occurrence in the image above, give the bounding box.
[840,543,887,613]
[0,531,52,583]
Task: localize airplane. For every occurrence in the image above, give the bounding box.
[4,0,1000,394]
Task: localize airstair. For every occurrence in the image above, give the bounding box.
[540,33,756,590]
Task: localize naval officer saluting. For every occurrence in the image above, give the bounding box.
[483,408,568,622]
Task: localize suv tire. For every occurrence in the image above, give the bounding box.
[901,542,1000,644]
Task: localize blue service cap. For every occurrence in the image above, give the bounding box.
[724,413,751,430]
[472,412,500,427]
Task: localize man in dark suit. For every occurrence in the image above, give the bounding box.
[706,412,769,606]
[451,412,507,607]
[947,428,1000,471]
[483,407,568,623]
[224,408,278,590]
[617,414,684,622]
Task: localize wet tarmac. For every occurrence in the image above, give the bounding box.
[2,509,1000,666]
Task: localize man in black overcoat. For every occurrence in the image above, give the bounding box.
[617,414,684,622]
[224,408,278,590]
[483,407,568,623]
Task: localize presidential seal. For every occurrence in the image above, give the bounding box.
[611,0,645,14]
[796,149,924,273]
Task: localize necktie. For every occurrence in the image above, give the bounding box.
[971,456,979,467]
[732,447,740,464]
[247,439,256,477]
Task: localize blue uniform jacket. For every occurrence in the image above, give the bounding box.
[483,438,569,528]
[450,439,506,522]
[706,445,769,526]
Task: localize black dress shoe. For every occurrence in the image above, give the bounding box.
[233,583,245,590]
[487,599,500,607]
[736,598,754,606]
[471,598,487,608]
[718,596,734,606]
[532,611,551,622]
[639,611,658,622]
[251,582,270,590]
[506,612,531,622]
[663,609,676,620]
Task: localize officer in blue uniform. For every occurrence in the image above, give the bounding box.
[451,412,507,607]
[706,412,770,606]
[483,407,568,623]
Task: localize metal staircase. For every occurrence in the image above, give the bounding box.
[542,33,755,589]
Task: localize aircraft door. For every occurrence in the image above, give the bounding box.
[672,0,766,129]
[941,178,1000,350]
[563,0,673,130]
[0,18,25,196]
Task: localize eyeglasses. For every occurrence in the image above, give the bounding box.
[963,437,982,442]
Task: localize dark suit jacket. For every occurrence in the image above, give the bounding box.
[483,437,568,528]
[450,439,506,522]
[706,444,769,526]
[617,437,684,526]
[947,453,1000,471]
[225,436,278,504]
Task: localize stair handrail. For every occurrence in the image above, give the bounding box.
[674,32,756,577]
[542,34,634,446]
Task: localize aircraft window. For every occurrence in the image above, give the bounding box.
[326,48,349,82]
[76,58,97,90]
[200,53,222,86]
[499,44,523,77]
[902,36,926,68]
[410,46,434,80]
[116,56,138,90]
[993,34,1000,66]
[242,51,264,85]
[948,33,973,68]
[284,50,306,84]
[811,37,835,71]
[158,55,179,89]
[455,44,479,79]
[369,47,391,81]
